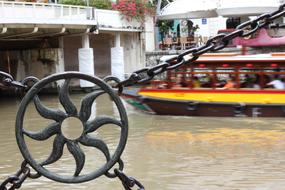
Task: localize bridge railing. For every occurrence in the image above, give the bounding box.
[0,1,94,21]
[95,9,144,31]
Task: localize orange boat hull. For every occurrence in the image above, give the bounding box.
[123,89,285,117]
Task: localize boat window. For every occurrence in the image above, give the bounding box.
[168,66,191,88]
[166,60,285,90]
[238,66,261,89]
[215,66,235,88]
[239,73,261,89]
[262,65,285,89]
[191,67,214,88]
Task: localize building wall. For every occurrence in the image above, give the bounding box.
[63,32,145,79]
[90,33,112,78]
[63,33,112,78]
[121,32,145,76]
[192,17,227,38]
[0,48,64,81]
[144,16,155,52]
[63,36,81,72]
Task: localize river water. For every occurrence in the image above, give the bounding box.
[1,94,285,190]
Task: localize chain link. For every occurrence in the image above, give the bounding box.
[0,71,26,89]
[114,169,145,190]
[117,2,285,92]
[105,159,124,178]
[104,159,144,190]
[0,161,41,190]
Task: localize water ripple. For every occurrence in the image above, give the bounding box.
[1,96,285,189]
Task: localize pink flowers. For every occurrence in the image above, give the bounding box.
[112,0,155,22]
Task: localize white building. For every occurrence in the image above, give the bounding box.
[0,1,155,85]
[158,0,285,43]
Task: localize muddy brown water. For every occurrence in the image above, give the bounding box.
[1,94,285,190]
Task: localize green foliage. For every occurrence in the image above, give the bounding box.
[157,20,174,42]
[59,0,112,9]
[153,0,173,10]
[161,0,171,8]
[158,20,174,34]
[59,0,85,6]
[89,0,112,9]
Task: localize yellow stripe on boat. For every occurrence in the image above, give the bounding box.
[139,89,285,104]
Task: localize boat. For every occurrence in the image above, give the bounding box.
[233,28,285,47]
[122,53,285,117]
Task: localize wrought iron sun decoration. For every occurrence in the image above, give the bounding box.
[15,72,128,183]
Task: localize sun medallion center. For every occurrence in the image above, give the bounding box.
[61,117,84,140]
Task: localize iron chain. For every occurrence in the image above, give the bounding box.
[0,161,41,190]
[105,159,145,190]
[114,169,145,190]
[0,71,26,89]
[117,2,285,91]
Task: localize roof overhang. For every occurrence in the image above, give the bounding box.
[0,24,95,41]
[217,0,280,17]
[157,0,218,20]
[158,0,282,20]
[217,6,279,17]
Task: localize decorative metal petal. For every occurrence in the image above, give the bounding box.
[85,116,122,134]
[66,141,85,177]
[34,96,67,122]
[24,122,60,141]
[59,79,78,116]
[79,90,105,122]
[41,135,66,166]
[80,135,110,160]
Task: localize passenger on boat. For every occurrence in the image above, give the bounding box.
[180,76,188,87]
[242,74,261,89]
[242,74,254,88]
[221,76,235,90]
[253,77,261,89]
[266,75,285,89]
[201,75,214,88]
[173,74,188,88]
[192,76,201,88]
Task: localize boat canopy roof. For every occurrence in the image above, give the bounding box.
[217,0,280,17]
[160,53,285,64]
[197,53,285,63]
[158,0,218,20]
[158,0,282,20]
